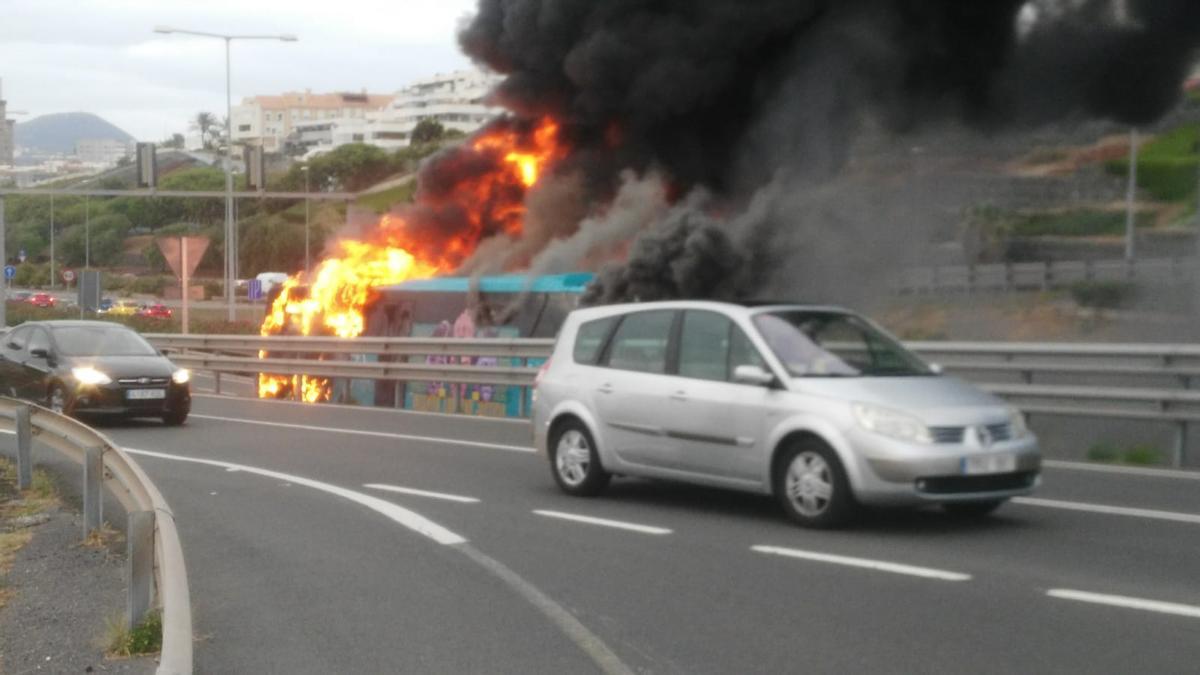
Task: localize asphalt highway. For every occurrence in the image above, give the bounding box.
[48,393,1200,673]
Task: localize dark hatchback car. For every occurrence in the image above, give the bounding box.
[0,320,190,425]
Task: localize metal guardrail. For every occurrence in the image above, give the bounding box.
[898,257,1197,294]
[152,335,1200,466]
[0,398,192,675]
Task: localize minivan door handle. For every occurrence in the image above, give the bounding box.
[596,383,614,394]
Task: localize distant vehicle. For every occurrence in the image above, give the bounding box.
[0,320,190,425]
[531,301,1041,528]
[97,297,114,313]
[10,291,32,303]
[28,293,55,308]
[137,303,173,319]
[108,299,141,316]
[255,272,290,295]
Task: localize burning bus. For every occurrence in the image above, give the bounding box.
[259,272,592,416]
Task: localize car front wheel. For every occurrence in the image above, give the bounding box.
[774,439,856,528]
[46,383,71,416]
[550,420,610,497]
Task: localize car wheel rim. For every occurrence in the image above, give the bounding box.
[555,430,591,487]
[49,388,65,414]
[786,451,833,517]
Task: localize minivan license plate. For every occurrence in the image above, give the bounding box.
[962,453,1016,475]
[127,389,166,400]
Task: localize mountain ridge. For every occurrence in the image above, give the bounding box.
[15,112,135,154]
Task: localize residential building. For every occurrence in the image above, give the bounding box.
[231,90,392,152]
[379,69,503,136]
[75,138,133,166]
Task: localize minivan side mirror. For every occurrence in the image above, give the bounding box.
[929,362,944,375]
[734,364,776,387]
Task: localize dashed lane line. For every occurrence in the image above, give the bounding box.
[188,413,536,454]
[1012,497,1200,525]
[752,545,972,581]
[364,483,480,503]
[122,447,633,674]
[1047,589,1200,619]
[534,509,672,535]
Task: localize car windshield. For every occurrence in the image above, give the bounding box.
[752,310,932,377]
[51,325,158,357]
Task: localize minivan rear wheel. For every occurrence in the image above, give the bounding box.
[774,439,855,528]
[550,420,610,497]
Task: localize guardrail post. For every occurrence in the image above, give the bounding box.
[15,405,32,491]
[1175,422,1188,469]
[83,446,103,539]
[127,509,155,631]
[214,371,222,395]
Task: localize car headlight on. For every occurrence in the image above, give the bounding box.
[852,402,932,444]
[1008,407,1030,438]
[172,369,191,385]
[72,367,112,386]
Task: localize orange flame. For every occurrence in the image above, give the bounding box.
[258,118,563,402]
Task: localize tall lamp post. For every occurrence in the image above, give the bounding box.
[153,26,297,321]
[301,164,311,278]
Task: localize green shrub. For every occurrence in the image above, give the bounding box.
[1070,280,1134,309]
[1123,445,1162,466]
[1105,124,1200,202]
[131,275,170,295]
[1009,210,1155,237]
[1086,443,1121,463]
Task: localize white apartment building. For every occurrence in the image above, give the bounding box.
[286,70,505,158]
[231,90,392,152]
[75,138,133,166]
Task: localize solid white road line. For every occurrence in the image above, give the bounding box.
[189,413,536,454]
[752,545,972,581]
[1012,497,1200,525]
[123,447,466,545]
[1043,460,1200,480]
[364,484,480,504]
[1047,589,1200,619]
[533,510,672,535]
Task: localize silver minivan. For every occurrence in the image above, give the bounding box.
[531,301,1040,527]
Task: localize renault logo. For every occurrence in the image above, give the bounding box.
[138,377,151,384]
[976,425,993,447]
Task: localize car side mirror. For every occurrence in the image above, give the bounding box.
[733,364,776,387]
[29,347,50,360]
[929,362,944,375]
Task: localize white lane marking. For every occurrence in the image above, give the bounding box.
[364,484,480,504]
[752,545,972,581]
[1044,460,1200,481]
[189,413,535,454]
[123,447,466,545]
[1047,589,1200,619]
[192,392,532,427]
[1012,497,1200,525]
[533,510,672,536]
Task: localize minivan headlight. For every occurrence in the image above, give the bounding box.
[852,402,932,444]
[1008,407,1030,439]
[72,367,112,386]
[172,369,191,385]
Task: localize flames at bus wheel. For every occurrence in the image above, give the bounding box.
[256,117,564,402]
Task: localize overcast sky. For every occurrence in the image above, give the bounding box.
[0,0,479,141]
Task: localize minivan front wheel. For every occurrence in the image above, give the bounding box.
[774,440,855,528]
[550,420,610,497]
[47,384,71,416]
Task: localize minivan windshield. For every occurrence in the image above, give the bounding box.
[752,310,932,377]
[51,325,158,357]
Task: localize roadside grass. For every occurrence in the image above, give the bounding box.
[1008,209,1157,237]
[1105,124,1200,202]
[105,610,162,658]
[1086,442,1163,466]
[355,180,416,214]
[0,459,61,610]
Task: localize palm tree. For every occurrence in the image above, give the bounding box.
[190,112,219,150]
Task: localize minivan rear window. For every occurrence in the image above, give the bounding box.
[573,316,618,364]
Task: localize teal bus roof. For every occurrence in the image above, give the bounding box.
[387,272,595,294]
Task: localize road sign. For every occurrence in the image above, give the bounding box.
[62,269,75,282]
[247,278,263,301]
[3,265,14,280]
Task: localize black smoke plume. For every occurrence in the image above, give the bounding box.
[449,0,1200,304]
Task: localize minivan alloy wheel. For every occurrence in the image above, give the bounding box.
[555,429,592,487]
[785,451,834,517]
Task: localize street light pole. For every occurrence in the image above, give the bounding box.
[153,26,298,322]
[49,194,54,290]
[302,165,310,278]
[85,195,90,269]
